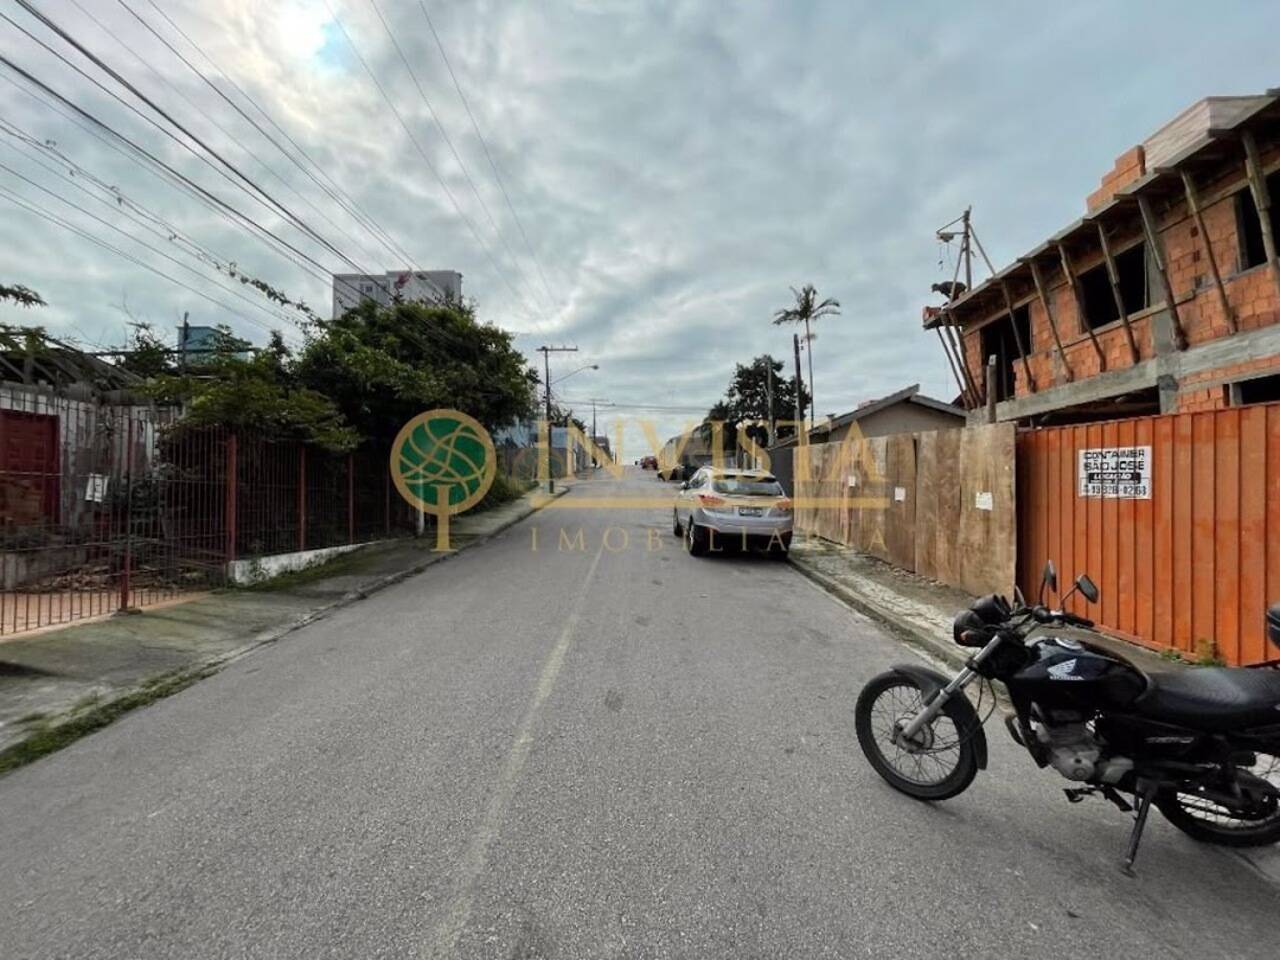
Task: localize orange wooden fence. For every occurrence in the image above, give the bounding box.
[1017,403,1280,666]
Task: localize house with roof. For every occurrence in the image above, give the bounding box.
[774,384,965,447]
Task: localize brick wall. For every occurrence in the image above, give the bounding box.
[1087,145,1146,212]
[1176,356,1280,412]
[959,140,1280,406]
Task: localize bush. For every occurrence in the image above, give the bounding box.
[475,473,534,513]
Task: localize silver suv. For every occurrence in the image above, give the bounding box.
[673,467,793,557]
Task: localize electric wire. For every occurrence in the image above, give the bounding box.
[67,0,391,275]
[116,0,418,275]
[134,0,421,273]
[11,0,388,291]
[365,0,549,316]
[0,141,300,331]
[320,0,548,332]
[0,52,382,312]
[418,0,559,309]
[0,183,285,334]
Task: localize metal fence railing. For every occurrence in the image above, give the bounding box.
[0,394,427,637]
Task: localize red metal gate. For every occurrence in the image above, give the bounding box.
[1017,403,1280,666]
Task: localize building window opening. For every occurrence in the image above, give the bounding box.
[1236,172,1280,271]
[1234,372,1280,406]
[1077,243,1147,330]
[980,304,1030,403]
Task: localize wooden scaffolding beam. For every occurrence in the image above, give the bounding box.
[1024,257,1072,382]
[1094,222,1141,363]
[1136,194,1187,350]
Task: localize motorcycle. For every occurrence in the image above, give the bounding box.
[854,561,1280,874]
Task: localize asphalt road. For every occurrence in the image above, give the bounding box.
[0,467,1276,959]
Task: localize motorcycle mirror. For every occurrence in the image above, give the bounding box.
[1039,560,1057,604]
[1076,574,1099,604]
[1013,584,1026,608]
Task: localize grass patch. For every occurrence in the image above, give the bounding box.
[241,547,372,593]
[0,667,215,776]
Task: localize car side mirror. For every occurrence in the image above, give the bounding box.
[679,481,689,491]
[1076,574,1099,604]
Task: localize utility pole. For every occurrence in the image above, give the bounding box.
[179,311,189,373]
[803,323,815,430]
[537,345,577,493]
[792,333,804,442]
[961,206,973,293]
[590,398,597,468]
[764,354,775,450]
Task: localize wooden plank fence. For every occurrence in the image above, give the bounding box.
[791,424,1016,596]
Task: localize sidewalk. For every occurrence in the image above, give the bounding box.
[0,484,569,768]
[789,536,1175,674]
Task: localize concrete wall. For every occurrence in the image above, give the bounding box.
[226,542,368,585]
[0,385,169,528]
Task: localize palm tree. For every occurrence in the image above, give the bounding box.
[772,284,840,428]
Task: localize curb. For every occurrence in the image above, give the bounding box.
[0,487,569,774]
[788,551,968,671]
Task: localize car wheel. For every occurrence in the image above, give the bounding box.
[773,533,792,559]
[672,509,683,536]
[687,517,708,557]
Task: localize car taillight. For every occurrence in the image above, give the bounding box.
[698,494,726,508]
[775,498,792,514]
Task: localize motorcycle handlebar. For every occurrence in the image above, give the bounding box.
[1021,605,1094,629]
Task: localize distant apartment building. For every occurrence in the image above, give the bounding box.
[924,91,1280,424]
[331,270,463,318]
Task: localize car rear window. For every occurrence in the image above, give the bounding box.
[711,475,784,496]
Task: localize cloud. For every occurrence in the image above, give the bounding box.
[2,0,1278,442]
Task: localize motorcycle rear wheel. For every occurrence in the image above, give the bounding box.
[855,671,979,801]
[1157,753,1280,848]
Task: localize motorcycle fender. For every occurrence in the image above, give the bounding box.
[889,663,988,770]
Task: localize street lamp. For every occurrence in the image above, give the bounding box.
[548,363,602,470]
[551,363,598,386]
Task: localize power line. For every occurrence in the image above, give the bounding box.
[0,51,381,314]
[134,0,421,274]
[11,1,384,288]
[321,0,547,332]
[0,184,285,334]
[365,0,550,316]
[65,0,390,275]
[418,0,559,311]
[116,0,418,276]
[0,140,299,331]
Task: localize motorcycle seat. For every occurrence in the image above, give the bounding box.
[1134,667,1280,732]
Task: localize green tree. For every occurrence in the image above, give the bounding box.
[295,299,538,441]
[117,321,173,379]
[0,283,45,309]
[147,330,359,452]
[705,354,810,447]
[771,284,840,427]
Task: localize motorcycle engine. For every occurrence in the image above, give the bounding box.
[1033,718,1099,781]
[1028,708,1134,784]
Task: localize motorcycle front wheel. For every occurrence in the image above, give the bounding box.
[854,671,979,801]
[1157,753,1280,848]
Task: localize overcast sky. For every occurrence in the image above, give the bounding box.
[2,1,1278,446]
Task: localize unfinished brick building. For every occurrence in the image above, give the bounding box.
[925,90,1280,424]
